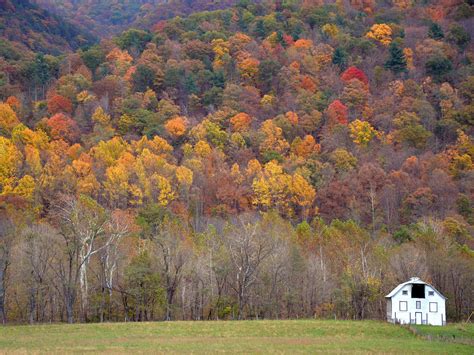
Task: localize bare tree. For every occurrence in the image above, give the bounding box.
[152,220,191,321]
[224,214,276,319]
[52,195,121,323]
[21,223,57,324]
[97,210,130,322]
[0,214,14,324]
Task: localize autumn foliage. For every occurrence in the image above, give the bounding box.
[366,23,393,46]
[326,100,349,125]
[47,94,73,115]
[0,0,472,326]
[230,112,252,132]
[0,103,20,133]
[46,113,79,142]
[341,67,369,86]
[165,116,187,138]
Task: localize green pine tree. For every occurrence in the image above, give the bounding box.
[255,19,266,39]
[385,42,407,74]
[332,47,348,69]
[428,22,444,40]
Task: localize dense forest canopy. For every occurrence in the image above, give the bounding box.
[0,0,96,54]
[0,0,473,324]
[33,0,255,36]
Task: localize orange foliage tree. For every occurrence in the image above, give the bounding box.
[47,94,73,115]
[6,96,21,111]
[46,113,80,142]
[165,117,187,138]
[230,112,252,132]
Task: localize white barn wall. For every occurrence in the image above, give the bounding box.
[386,278,446,326]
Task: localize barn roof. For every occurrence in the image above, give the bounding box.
[385,277,446,299]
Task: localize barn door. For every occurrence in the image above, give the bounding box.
[415,312,422,324]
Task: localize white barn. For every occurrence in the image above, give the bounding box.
[386,277,446,326]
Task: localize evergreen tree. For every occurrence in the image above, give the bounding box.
[276,30,286,48]
[425,55,453,81]
[255,19,266,39]
[384,42,407,74]
[428,22,444,40]
[132,65,156,92]
[447,24,471,50]
[332,47,348,69]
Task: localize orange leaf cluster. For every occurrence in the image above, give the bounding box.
[6,96,21,111]
[46,113,79,142]
[47,94,73,115]
[230,112,252,132]
[285,111,299,125]
[165,116,187,138]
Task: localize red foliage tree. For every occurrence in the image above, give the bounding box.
[326,100,349,125]
[47,94,73,115]
[46,113,79,142]
[340,66,369,86]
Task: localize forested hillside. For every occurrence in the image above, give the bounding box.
[34,0,251,36]
[0,0,473,325]
[0,0,96,54]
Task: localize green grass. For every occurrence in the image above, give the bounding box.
[0,320,472,354]
[412,323,474,346]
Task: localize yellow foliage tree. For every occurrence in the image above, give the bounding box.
[13,175,35,201]
[194,140,212,158]
[212,39,230,70]
[0,103,20,134]
[92,137,128,167]
[0,137,22,195]
[252,177,271,208]
[25,145,42,177]
[92,107,111,126]
[152,174,175,206]
[175,166,193,188]
[366,24,392,46]
[259,120,290,155]
[349,119,378,146]
[246,159,262,178]
[290,173,316,209]
[322,24,339,38]
[260,94,275,109]
[104,163,130,207]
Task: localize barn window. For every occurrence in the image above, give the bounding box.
[399,301,407,311]
[402,290,408,295]
[429,302,438,312]
[416,301,421,309]
[428,291,434,296]
[411,284,425,298]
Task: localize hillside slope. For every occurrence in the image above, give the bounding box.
[0,0,96,55]
[33,0,256,36]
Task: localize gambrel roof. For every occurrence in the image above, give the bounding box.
[385,277,446,299]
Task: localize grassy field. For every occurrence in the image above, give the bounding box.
[0,320,472,354]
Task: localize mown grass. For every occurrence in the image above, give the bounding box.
[0,319,472,354]
[412,323,474,346]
